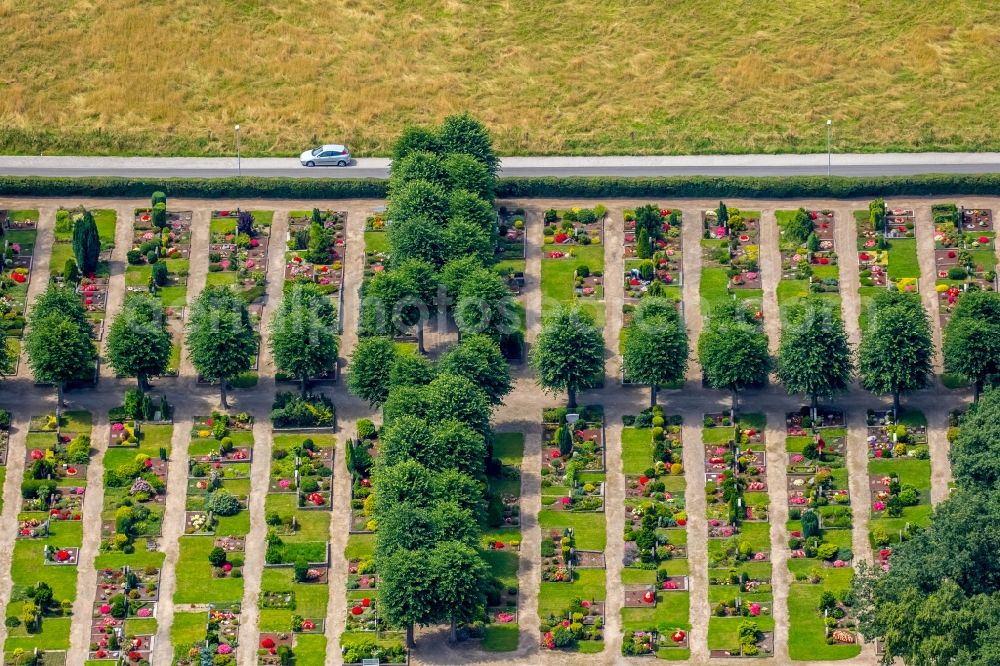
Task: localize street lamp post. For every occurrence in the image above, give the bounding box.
[826,119,832,176]
[234,124,241,176]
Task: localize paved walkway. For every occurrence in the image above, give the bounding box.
[0,193,993,666]
[4,152,1000,178]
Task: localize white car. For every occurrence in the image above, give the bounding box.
[300,144,351,167]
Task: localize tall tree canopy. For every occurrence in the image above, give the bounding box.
[346,336,397,407]
[698,318,770,412]
[269,283,339,395]
[777,297,853,414]
[185,286,257,408]
[106,293,171,392]
[531,307,604,408]
[943,291,1000,401]
[622,303,689,407]
[859,291,932,416]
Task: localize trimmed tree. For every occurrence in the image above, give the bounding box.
[437,113,499,176]
[441,152,495,201]
[389,150,446,196]
[391,126,440,162]
[430,541,491,641]
[454,267,518,343]
[387,215,447,268]
[387,179,450,225]
[943,291,1000,401]
[269,283,339,395]
[106,293,171,393]
[71,208,101,276]
[26,313,96,417]
[186,286,257,408]
[776,297,853,417]
[622,308,689,407]
[859,291,932,417]
[531,307,605,408]
[346,336,398,407]
[378,548,439,647]
[438,334,512,405]
[698,319,770,413]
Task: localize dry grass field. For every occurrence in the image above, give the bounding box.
[1,0,999,156]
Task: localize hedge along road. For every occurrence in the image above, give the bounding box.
[3,152,1000,179]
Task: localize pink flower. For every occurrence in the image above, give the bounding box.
[217,644,232,655]
[244,259,255,269]
[137,607,152,617]
[279,479,290,488]
[749,602,761,616]
[873,501,886,512]
[220,259,230,270]
[100,604,111,615]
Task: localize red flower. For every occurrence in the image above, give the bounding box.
[979,236,990,244]
[362,598,371,607]
[261,638,276,649]
[639,475,649,485]
[351,606,364,615]
[948,250,957,258]
[817,257,829,265]
[11,272,26,283]
[553,233,568,244]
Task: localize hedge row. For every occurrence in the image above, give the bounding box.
[4,173,1000,200]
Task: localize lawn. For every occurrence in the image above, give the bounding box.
[886,238,920,280]
[538,509,606,551]
[364,231,389,254]
[493,432,524,467]
[787,569,861,661]
[622,427,651,476]
[5,2,1000,157]
[541,244,604,324]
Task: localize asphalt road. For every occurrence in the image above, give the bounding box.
[2,153,1000,178]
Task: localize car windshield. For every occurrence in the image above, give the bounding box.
[311,146,323,156]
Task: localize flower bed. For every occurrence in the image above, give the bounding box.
[497,207,527,260]
[286,208,347,333]
[208,209,271,305]
[866,409,931,568]
[540,599,605,652]
[705,413,774,656]
[0,209,38,340]
[542,205,605,247]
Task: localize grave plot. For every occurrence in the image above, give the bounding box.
[496,206,527,262]
[541,205,606,325]
[477,432,523,651]
[258,432,335,661]
[363,207,389,277]
[88,563,162,662]
[341,421,409,665]
[866,409,931,570]
[540,406,606,513]
[51,207,117,340]
[172,412,255,635]
[538,406,606,654]
[4,411,92,661]
[285,208,347,338]
[128,194,193,375]
[623,205,684,375]
[620,408,690,659]
[855,202,920,329]
[100,403,173,550]
[701,204,764,318]
[494,208,528,363]
[207,209,272,304]
[172,603,241,666]
[0,209,39,369]
[703,412,774,659]
[932,203,997,326]
[784,408,860,660]
[775,208,841,315]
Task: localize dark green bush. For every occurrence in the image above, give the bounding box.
[6,173,1000,201]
